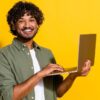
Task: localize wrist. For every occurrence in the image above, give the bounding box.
[69,72,79,80]
[36,71,45,78]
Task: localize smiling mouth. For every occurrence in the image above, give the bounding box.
[23,29,33,32]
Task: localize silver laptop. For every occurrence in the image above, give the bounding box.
[49,34,96,75]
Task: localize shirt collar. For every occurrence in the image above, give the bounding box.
[12,38,41,51]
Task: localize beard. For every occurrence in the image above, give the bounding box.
[16,27,38,41]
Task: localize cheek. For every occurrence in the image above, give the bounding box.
[16,25,23,31]
[35,24,39,29]
[31,22,39,28]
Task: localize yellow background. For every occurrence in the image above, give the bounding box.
[0,0,100,100]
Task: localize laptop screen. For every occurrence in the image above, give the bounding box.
[48,34,96,76]
[78,34,96,69]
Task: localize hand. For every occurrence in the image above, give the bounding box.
[75,59,92,77]
[80,59,91,76]
[68,60,92,79]
[38,63,64,77]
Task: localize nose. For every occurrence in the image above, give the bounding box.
[24,21,30,27]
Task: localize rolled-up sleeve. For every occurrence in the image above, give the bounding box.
[0,53,16,100]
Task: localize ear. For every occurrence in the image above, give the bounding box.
[11,21,15,30]
[37,24,40,28]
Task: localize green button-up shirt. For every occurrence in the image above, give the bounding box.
[0,38,62,100]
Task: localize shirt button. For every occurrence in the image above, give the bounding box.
[31,67,34,69]
[31,96,34,99]
[23,44,26,47]
[22,48,25,51]
[27,52,30,55]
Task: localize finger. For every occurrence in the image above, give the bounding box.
[52,66,64,71]
[52,65,64,72]
[86,60,91,66]
[81,66,90,74]
[48,63,63,69]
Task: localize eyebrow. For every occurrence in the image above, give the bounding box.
[19,16,35,19]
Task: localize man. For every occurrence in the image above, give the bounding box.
[0,1,91,100]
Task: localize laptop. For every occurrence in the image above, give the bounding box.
[49,34,96,75]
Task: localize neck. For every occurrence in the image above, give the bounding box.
[17,37,34,49]
[24,40,33,49]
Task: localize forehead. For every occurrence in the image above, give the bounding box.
[19,13,35,19]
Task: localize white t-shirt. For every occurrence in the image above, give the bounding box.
[30,49,45,100]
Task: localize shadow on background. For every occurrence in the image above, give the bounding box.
[0,42,2,48]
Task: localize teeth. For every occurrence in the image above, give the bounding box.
[24,29,32,32]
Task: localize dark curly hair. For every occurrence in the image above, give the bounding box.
[7,1,44,35]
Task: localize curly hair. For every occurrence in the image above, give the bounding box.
[7,1,44,35]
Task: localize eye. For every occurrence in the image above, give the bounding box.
[18,19,24,23]
[30,18,36,22]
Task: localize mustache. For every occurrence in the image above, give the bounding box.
[22,27,34,31]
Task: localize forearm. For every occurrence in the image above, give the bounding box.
[56,73,78,97]
[12,63,67,100]
[13,72,43,100]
